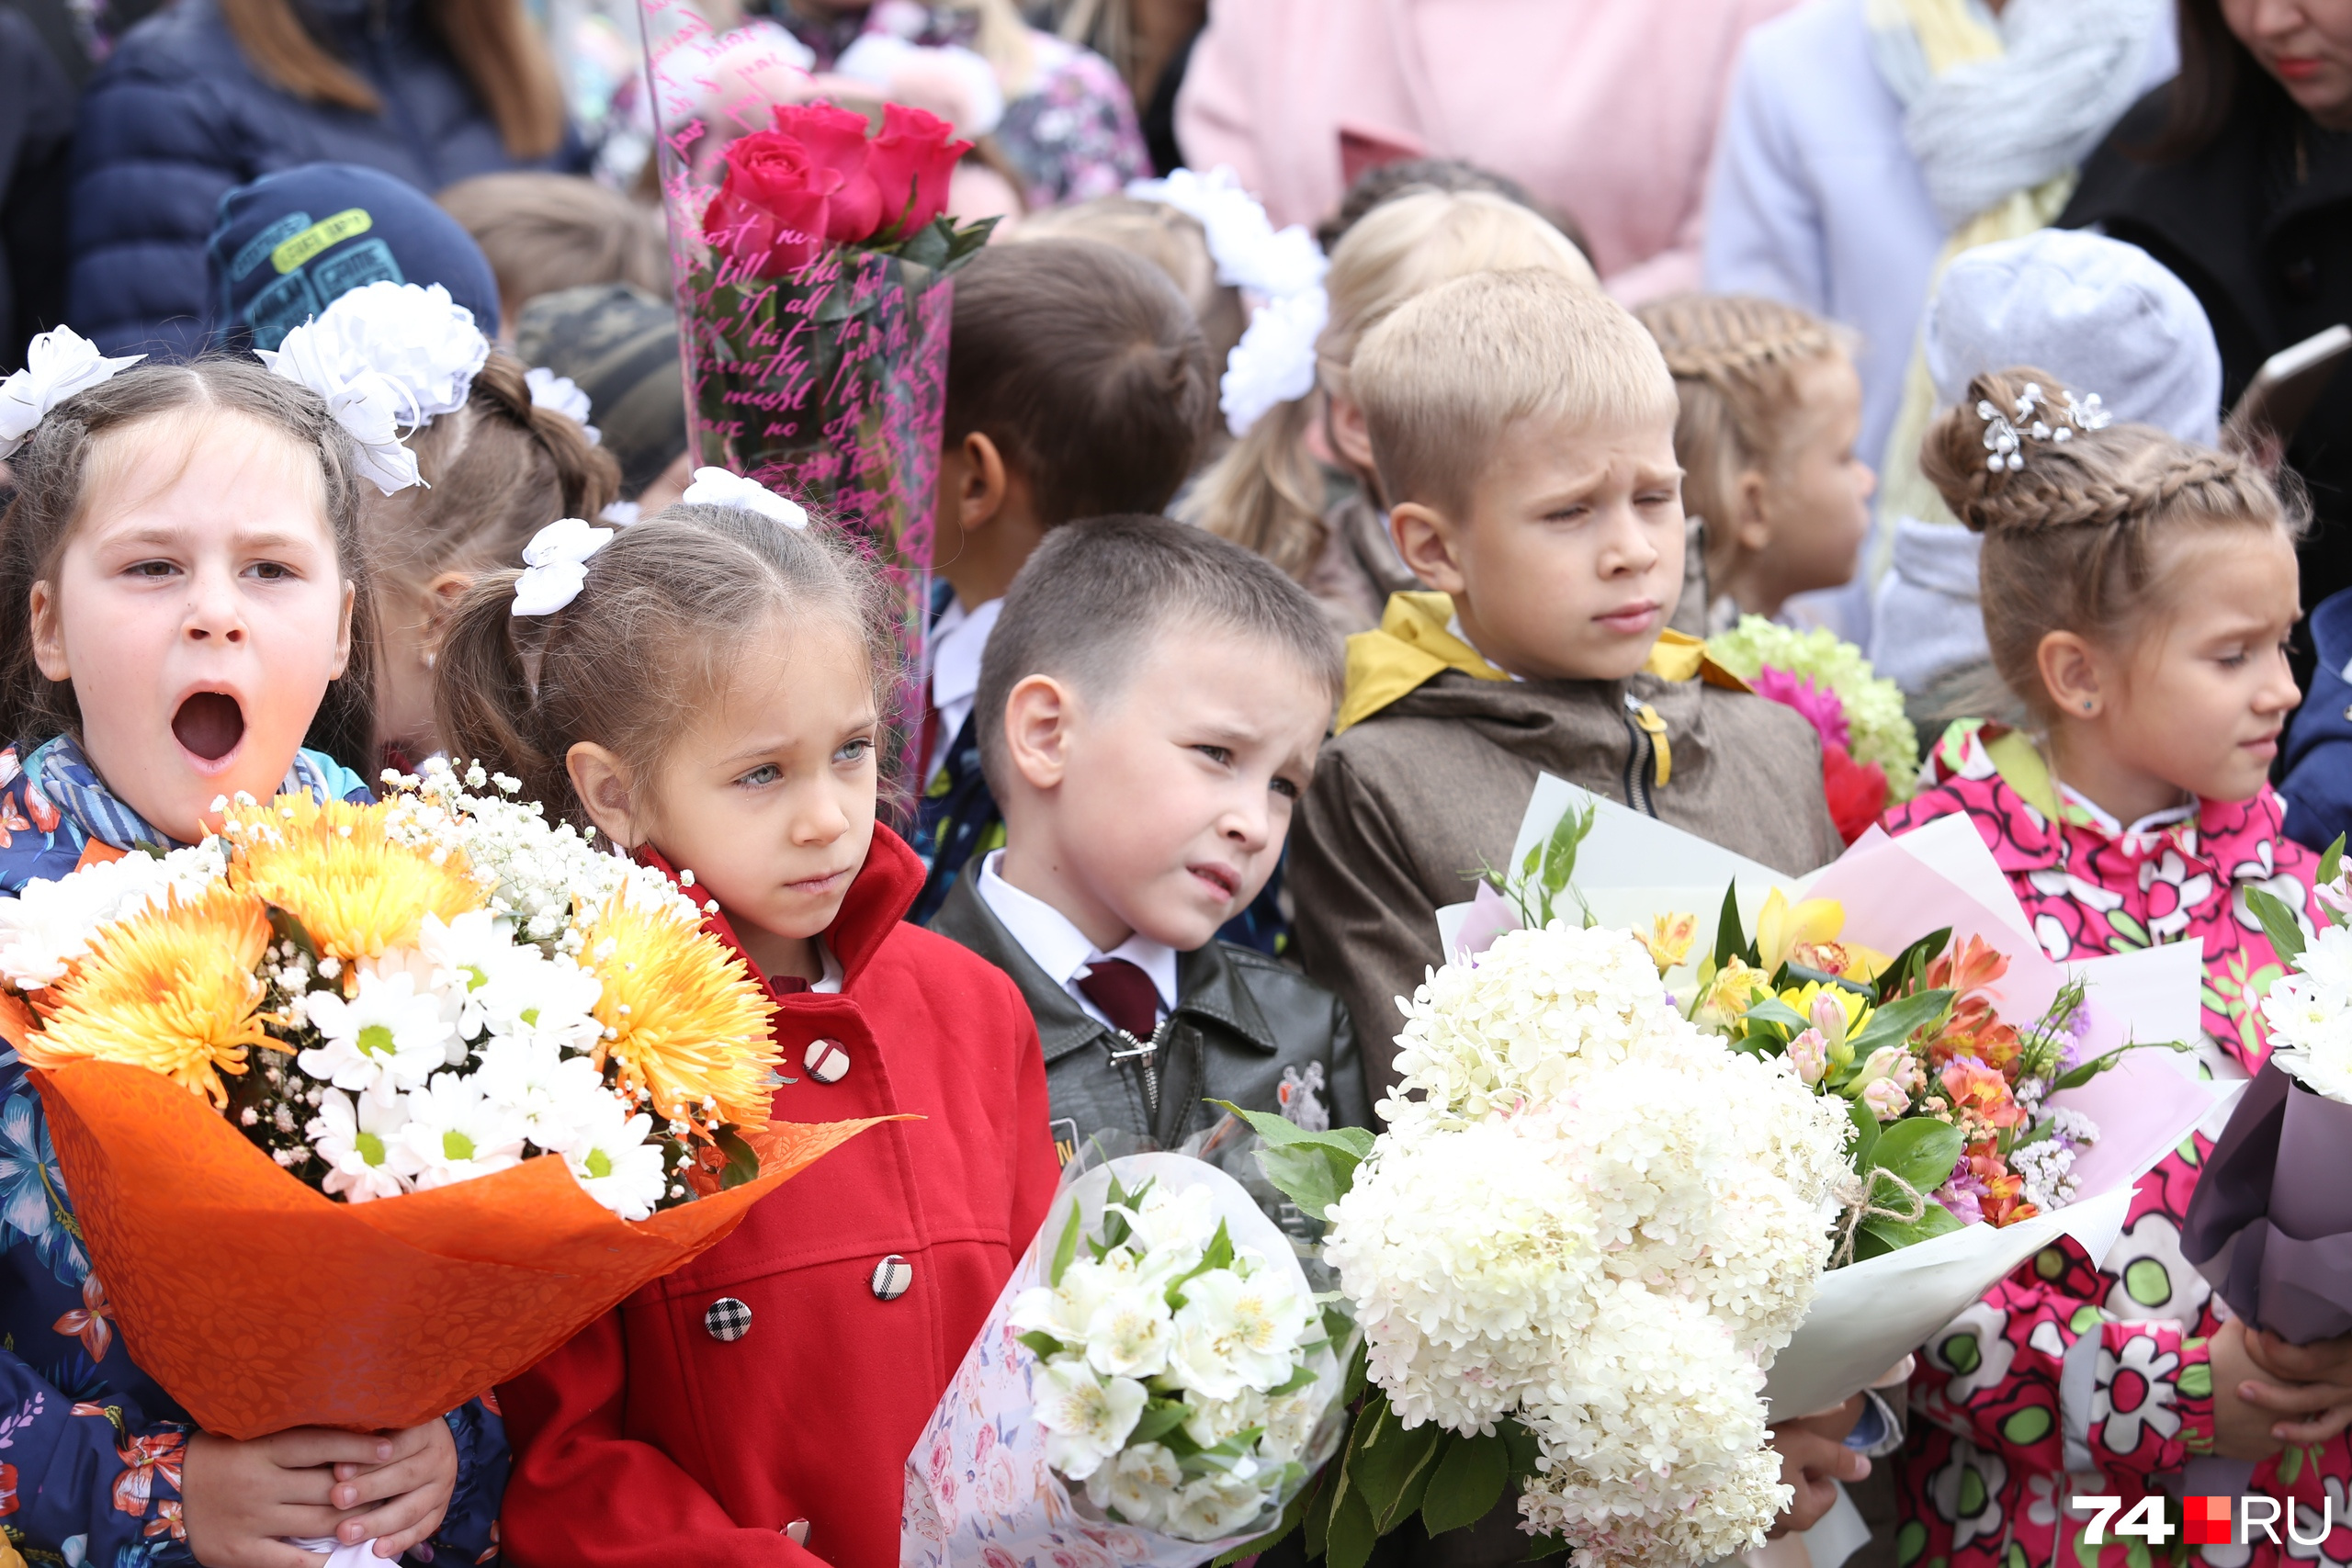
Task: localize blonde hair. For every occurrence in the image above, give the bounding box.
[1922,367,2300,724]
[1355,269,1678,516]
[1634,294,1843,586]
[1181,189,1596,580]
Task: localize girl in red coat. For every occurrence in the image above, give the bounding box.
[436,494,1060,1568]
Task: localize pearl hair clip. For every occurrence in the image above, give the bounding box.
[1977,381,2112,472]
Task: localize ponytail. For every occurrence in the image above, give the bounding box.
[433,568,578,818]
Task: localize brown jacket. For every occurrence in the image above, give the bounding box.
[1290,603,1842,1110]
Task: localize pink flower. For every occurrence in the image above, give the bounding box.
[1752,666,1851,753]
[1786,1028,1830,1086]
[1860,1077,1909,1122]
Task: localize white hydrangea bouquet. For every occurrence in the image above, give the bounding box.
[1220,923,1856,1568]
[901,1152,1351,1568]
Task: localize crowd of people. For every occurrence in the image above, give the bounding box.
[0,0,2349,1565]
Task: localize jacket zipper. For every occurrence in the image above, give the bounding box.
[1106,1019,1170,1119]
[1621,694,1658,818]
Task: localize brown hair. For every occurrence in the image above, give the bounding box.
[942,237,1213,528]
[437,175,671,310]
[1922,366,2301,722]
[435,504,899,831]
[1007,197,1248,379]
[367,350,620,602]
[0,357,379,773]
[220,0,566,160]
[2136,0,2261,163]
[1635,294,1844,586]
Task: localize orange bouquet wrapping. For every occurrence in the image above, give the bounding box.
[0,761,880,1438]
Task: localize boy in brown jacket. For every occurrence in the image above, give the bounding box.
[1289,269,1845,1113]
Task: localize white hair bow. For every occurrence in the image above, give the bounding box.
[0,327,145,460]
[680,467,808,529]
[260,282,491,496]
[512,517,615,617]
[525,367,601,446]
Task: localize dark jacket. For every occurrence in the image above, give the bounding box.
[928,868,1373,1150]
[2280,584,2352,853]
[1,6,74,368]
[68,0,583,357]
[2062,77,2352,625]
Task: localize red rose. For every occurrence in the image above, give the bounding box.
[1821,741,1890,846]
[865,103,972,240]
[772,101,882,243]
[703,129,842,276]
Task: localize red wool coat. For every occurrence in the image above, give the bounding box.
[498,826,1060,1568]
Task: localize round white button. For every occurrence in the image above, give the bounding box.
[870,1255,912,1301]
[804,1039,850,1084]
[704,1297,752,1341]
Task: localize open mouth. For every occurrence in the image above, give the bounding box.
[172,692,246,764]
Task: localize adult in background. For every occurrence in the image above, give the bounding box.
[69,0,583,358]
[2062,0,2352,642]
[1171,0,1794,301]
[1704,0,2174,640]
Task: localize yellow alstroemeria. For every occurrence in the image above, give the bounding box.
[1636,912,1699,976]
[1755,888,1846,972]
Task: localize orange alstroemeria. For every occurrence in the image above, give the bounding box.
[1940,1057,2025,1132]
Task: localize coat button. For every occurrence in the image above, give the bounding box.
[804,1038,851,1083]
[704,1297,752,1342]
[783,1520,810,1547]
[870,1255,912,1301]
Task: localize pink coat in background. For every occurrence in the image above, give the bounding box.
[1172,0,1798,300]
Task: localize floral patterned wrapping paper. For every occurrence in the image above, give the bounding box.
[901,1153,1348,1568]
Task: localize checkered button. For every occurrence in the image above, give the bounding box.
[804,1039,851,1084]
[703,1297,752,1342]
[869,1255,912,1302]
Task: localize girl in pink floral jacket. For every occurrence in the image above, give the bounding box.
[1880,367,2352,1565]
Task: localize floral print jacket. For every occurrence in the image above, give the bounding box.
[1883,721,2348,1568]
[0,742,506,1567]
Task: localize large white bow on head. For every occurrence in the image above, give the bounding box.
[680,467,808,529]
[260,282,491,496]
[512,517,615,617]
[0,327,146,459]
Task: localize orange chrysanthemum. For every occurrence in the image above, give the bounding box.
[586,895,778,1129]
[224,795,479,960]
[22,883,273,1106]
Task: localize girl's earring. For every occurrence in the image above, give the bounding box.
[424,650,436,671]
[2082,700,2094,712]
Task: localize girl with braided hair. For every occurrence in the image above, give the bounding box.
[1635,293,1875,631]
[1884,367,2352,1564]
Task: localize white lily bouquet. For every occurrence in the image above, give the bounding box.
[1225,922,1855,1568]
[900,1152,1351,1568]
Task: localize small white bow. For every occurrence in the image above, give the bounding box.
[681,467,808,528]
[512,517,615,617]
[525,367,601,446]
[0,327,145,460]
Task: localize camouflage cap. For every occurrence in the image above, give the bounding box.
[514,283,688,499]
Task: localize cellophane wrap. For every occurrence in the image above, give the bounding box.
[2182,1060,2352,1344]
[636,0,945,796]
[35,1056,883,1438]
[901,1153,1349,1568]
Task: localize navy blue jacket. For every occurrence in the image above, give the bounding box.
[2282,587,2352,856]
[69,0,583,357]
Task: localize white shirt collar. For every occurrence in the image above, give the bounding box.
[930,595,1001,713]
[2056,781,2197,840]
[809,939,843,994]
[973,850,1179,1016]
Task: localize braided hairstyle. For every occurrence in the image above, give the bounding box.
[1634,294,1843,591]
[1922,367,2301,723]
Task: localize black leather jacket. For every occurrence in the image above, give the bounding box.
[929,871,1372,1150]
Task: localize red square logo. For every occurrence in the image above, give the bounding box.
[2185,1496,2233,1546]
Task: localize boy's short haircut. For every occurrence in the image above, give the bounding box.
[975,515,1345,799]
[943,239,1214,528]
[1353,269,1679,517]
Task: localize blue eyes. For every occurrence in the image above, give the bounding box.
[836,739,873,765]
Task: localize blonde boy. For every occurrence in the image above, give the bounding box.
[1289,270,1842,1106]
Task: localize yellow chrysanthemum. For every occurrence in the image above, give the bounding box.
[225,794,480,960]
[586,894,779,1128]
[24,882,272,1106]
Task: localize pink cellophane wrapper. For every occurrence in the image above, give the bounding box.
[901,1154,1349,1568]
[636,0,946,799]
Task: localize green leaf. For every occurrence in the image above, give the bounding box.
[1131,1399,1190,1444]
[1846,987,1956,1057]
[1014,1330,1064,1360]
[1846,1100,1881,1169]
[1047,1202,1082,1289]
[1539,804,1594,899]
[1341,1335,1369,1407]
[1495,1416,1543,1481]
[2324,835,2345,892]
[1211,1102,1377,1159]
[1267,1361,1319,1398]
[2050,1039,2189,1093]
[1420,1430,1510,1536]
[1302,1461,1335,1561]
[1876,927,1953,1001]
[1856,1199,1965,1258]
[1524,1533,1572,1561]
[1713,881,1748,970]
[264,904,321,963]
[1740,998,1811,1039]
[1349,1395,1444,1537]
[2245,886,2308,966]
[1325,1471,1378,1568]
[712,1125,761,1190]
[1869,1117,1966,1196]
[1254,1145,1356,1222]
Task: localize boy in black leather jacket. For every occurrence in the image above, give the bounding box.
[927,515,1371,1155]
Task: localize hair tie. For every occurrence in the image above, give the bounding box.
[1976,381,2111,473]
[512,517,615,617]
[0,327,145,460]
[524,366,602,446]
[260,281,491,496]
[680,467,808,529]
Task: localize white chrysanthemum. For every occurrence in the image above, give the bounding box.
[1084,1441,1183,1531]
[298,961,458,1105]
[2261,965,2352,1102]
[0,841,228,988]
[307,1087,422,1202]
[399,1070,527,1190]
[473,951,603,1054]
[1033,1358,1147,1482]
[471,1033,611,1154]
[417,908,524,1035]
[559,1092,666,1221]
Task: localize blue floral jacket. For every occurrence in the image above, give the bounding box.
[0,739,507,1567]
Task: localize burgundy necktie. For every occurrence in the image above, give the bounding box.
[1074,957,1160,1040]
